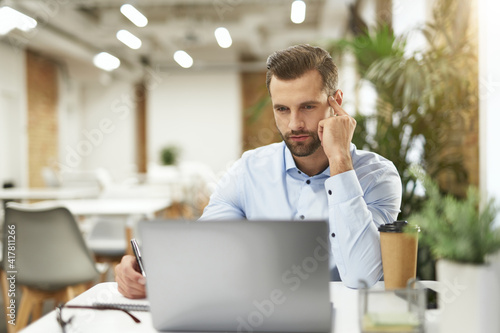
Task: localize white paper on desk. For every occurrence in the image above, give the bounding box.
[80,282,150,311]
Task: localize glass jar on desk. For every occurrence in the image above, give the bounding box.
[359,279,426,333]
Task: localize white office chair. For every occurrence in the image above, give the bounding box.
[1,202,99,332]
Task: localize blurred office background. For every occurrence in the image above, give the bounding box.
[0,0,499,205]
[1,0,499,331]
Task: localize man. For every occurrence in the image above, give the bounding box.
[115,44,402,299]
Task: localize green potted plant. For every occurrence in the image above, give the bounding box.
[325,0,479,280]
[160,145,180,166]
[409,166,500,333]
[148,145,182,185]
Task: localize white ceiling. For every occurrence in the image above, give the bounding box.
[1,0,360,79]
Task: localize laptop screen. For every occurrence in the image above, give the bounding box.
[140,219,332,332]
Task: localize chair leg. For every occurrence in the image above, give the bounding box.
[1,270,16,333]
[66,284,85,300]
[1,281,94,333]
[2,280,43,333]
[16,287,35,331]
[16,286,74,331]
[30,301,44,322]
[53,289,68,306]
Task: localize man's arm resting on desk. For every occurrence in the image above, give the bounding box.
[115,255,147,299]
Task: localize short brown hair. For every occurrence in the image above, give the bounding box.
[266,44,338,96]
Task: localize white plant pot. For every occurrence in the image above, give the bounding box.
[435,259,500,333]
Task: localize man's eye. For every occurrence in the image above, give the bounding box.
[303,105,315,110]
[276,107,288,112]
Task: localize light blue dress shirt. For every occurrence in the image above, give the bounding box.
[200,141,402,288]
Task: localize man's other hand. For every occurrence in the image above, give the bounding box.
[115,255,147,299]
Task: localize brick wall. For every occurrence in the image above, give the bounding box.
[241,72,281,152]
[26,50,59,188]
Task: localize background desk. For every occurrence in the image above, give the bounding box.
[30,198,172,255]
[19,282,440,333]
[0,187,100,201]
[31,198,171,218]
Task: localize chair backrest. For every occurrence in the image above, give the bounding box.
[2,203,98,291]
[85,218,127,256]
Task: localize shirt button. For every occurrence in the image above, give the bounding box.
[298,171,302,174]
[328,190,332,195]
[331,232,336,237]
[300,215,305,220]
[306,180,311,184]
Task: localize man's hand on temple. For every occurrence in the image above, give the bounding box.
[318,96,356,176]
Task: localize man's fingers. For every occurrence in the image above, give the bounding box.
[115,255,147,299]
[123,256,146,284]
[117,282,145,299]
[317,119,324,142]
[117,274,146,298]
[328,96,348,117]
[116,273,143,296]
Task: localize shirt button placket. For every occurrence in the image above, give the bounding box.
[297,175,313,221]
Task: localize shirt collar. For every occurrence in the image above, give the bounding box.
[284,144,297,172]
[283,143,331,177]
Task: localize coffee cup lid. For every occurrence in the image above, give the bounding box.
[378,220,409,233]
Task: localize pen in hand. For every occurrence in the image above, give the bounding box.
[131,238,147,278]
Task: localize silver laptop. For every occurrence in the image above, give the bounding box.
[139,219,332,332]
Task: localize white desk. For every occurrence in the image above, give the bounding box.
[19,282,440,333]
[32,198,171,219]
[29,198,172,255]
[0,187,100,201]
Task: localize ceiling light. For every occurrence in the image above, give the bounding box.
[93,52,121,71]
[0,6,37,35]
[116,29,142,49]
[214,27,232,48]
[120,4,148,28]
[173,50,193,68]
[291,0,306,24]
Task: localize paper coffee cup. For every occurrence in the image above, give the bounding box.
[379,221,419,290]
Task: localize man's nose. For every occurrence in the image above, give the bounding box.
[289,111,304,131]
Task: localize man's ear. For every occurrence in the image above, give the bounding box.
[334,89,344,106]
